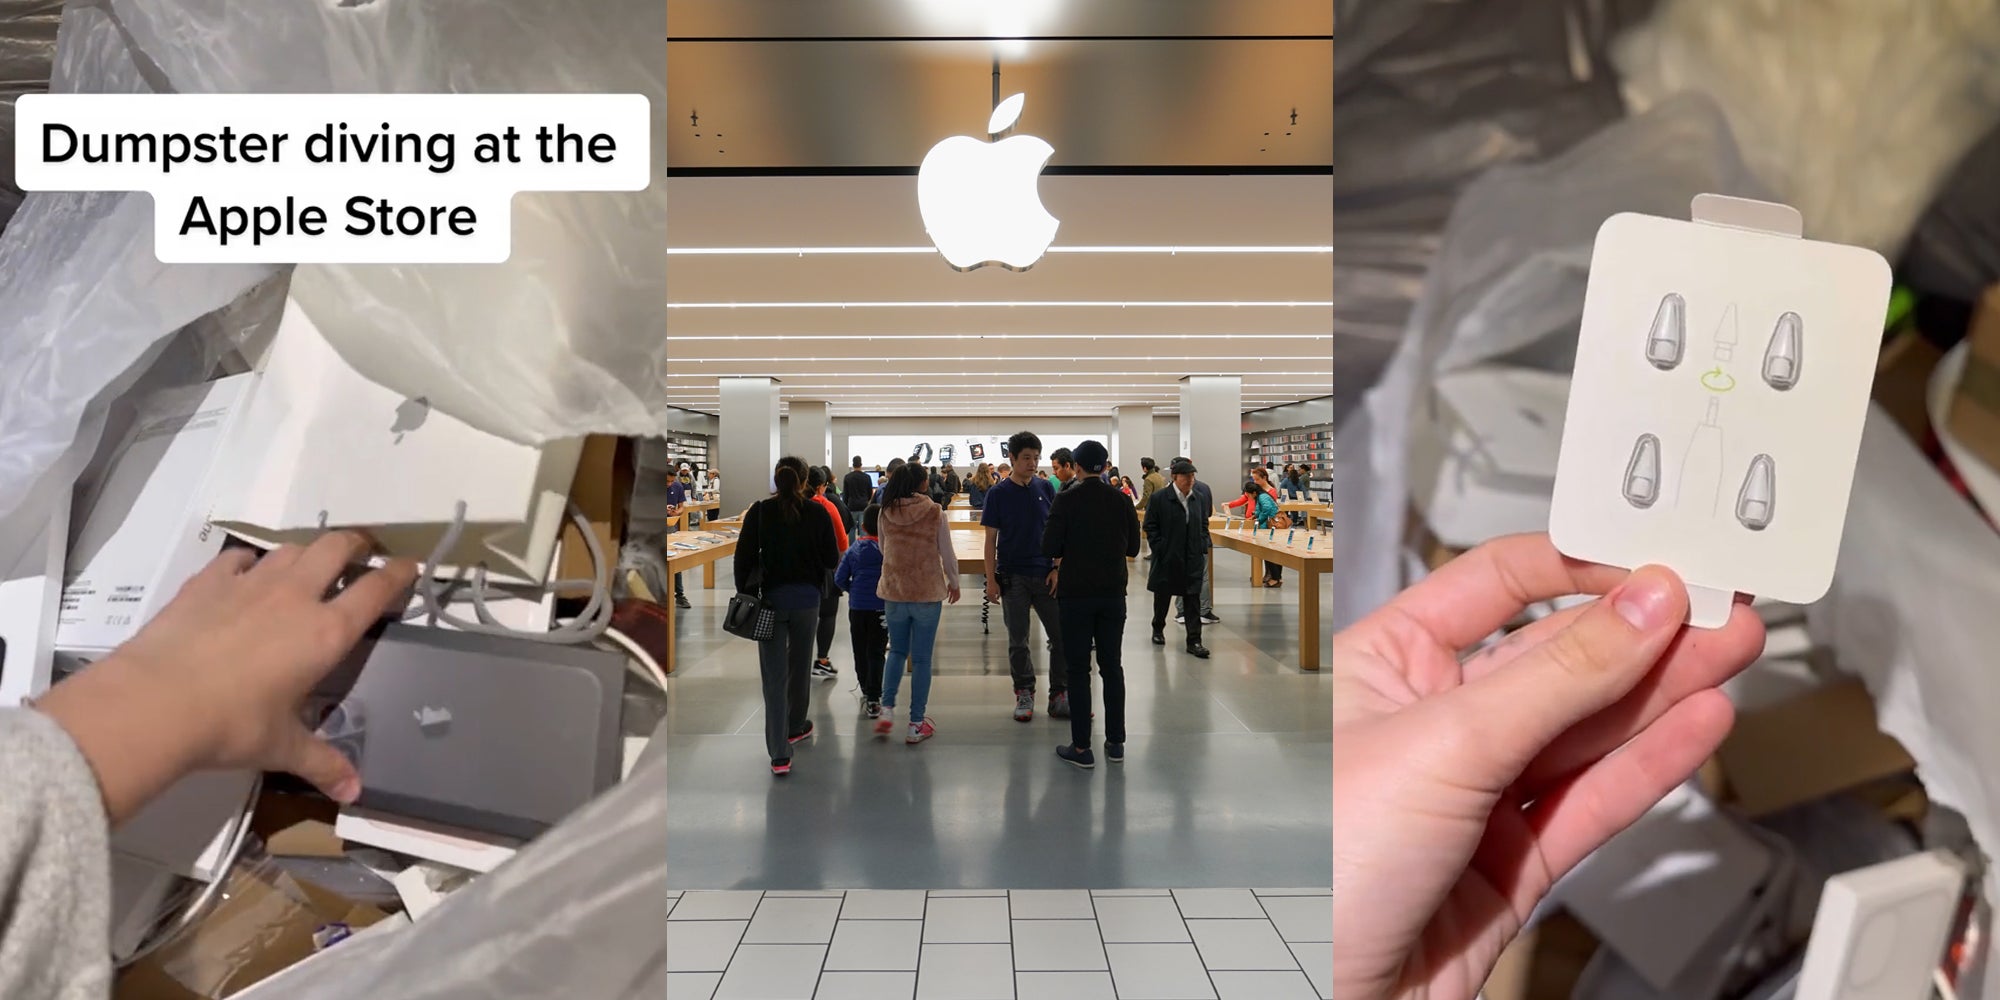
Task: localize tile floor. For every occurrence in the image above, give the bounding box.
[664,547,1334,890]
[666,888,1333,1000]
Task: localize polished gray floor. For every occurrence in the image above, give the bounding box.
[664,549,1332,891]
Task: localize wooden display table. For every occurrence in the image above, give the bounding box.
[662,529,738,674]
[1210,526,1334,671]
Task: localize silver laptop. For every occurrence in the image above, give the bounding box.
[324,623,625,840]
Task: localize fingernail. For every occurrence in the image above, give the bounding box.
[331,776,362,805]
[1613,571,1676,630]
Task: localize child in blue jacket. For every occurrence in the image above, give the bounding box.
[834,504,890,718]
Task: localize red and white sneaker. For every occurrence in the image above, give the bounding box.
[874,711,896,737]
[906,717,937,745]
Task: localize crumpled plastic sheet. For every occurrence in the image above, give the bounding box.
[1809,406,2000,1000]
[0,1,273,565]
[1331,95,1772,630]
[1613,0,2000,258]
[0,0,668,535]
[1331,0,1654,424]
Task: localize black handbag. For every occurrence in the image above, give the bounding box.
[722,502,777,641]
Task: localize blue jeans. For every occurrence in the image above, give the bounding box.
[881,600,943,722]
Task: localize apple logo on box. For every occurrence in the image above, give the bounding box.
[918,93,1059,271]
[391,395,430,444]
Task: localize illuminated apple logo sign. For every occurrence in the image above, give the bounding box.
[917,93,1059,271]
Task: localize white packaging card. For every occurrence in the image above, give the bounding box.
[209,299,581,585]
[1550,196,1891,626]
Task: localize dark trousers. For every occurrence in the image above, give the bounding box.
[1000,571,1066,695]
[849,608,888,700]
[816,585,841,661]
[1060,596,1127,750]
[673,572,685,597]
[1152,590,1203,646]
[1267,561,1284,582]
[757,607,817,760]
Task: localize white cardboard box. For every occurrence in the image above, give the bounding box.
[0,493,70,707]
[209,298,580,586]
[57,374,257,653]
[333,807,520,874]
[111,768,257,884]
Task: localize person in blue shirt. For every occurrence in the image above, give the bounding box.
[834,504,890,719]
[663,472,690,608]
[980,431,1069,722]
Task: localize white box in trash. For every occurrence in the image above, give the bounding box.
[1550,195,1891,628]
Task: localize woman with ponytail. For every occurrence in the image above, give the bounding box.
[733,457,841,775]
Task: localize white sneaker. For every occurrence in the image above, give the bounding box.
[906,717,937,744]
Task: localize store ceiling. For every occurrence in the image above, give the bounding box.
[665,0,1332,172]
[664,1,1332,418]
[667,174,1331,417]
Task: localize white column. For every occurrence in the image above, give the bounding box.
[1113,405,1154,476]
[1180,376,1242,492]
[785,400,832,471]
[720,377,780,517]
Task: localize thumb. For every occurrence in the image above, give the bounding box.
[284,725,363,804]
[1427,564,1688,791]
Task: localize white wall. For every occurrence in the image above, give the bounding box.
[830,416,1114,471]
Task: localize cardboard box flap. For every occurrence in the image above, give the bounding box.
[1715,679,1915,818]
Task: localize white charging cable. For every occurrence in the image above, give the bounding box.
[412,499,613,645]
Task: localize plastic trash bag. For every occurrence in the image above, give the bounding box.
[0,0,275,549]
[1613,0,2000,258]
[1332,0,1653,423]
[1332,95,1771,630]
[1902,121,2000,303]
[0,0,667,532]
[0,0,61,232]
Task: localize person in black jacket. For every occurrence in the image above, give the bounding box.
[1042,440,1142,769]
[1143,458,1213,659]
[733,458,842,776]
[842,457,874,540]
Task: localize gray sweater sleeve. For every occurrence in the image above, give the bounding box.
[0,708,112,1000]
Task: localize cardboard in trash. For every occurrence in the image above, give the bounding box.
[1945,283,2000,475]
[113,867,388,1000]
[1714,678,1916,819]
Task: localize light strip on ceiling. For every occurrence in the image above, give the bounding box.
[667,301,1333,310]
[667,245,1332,256]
